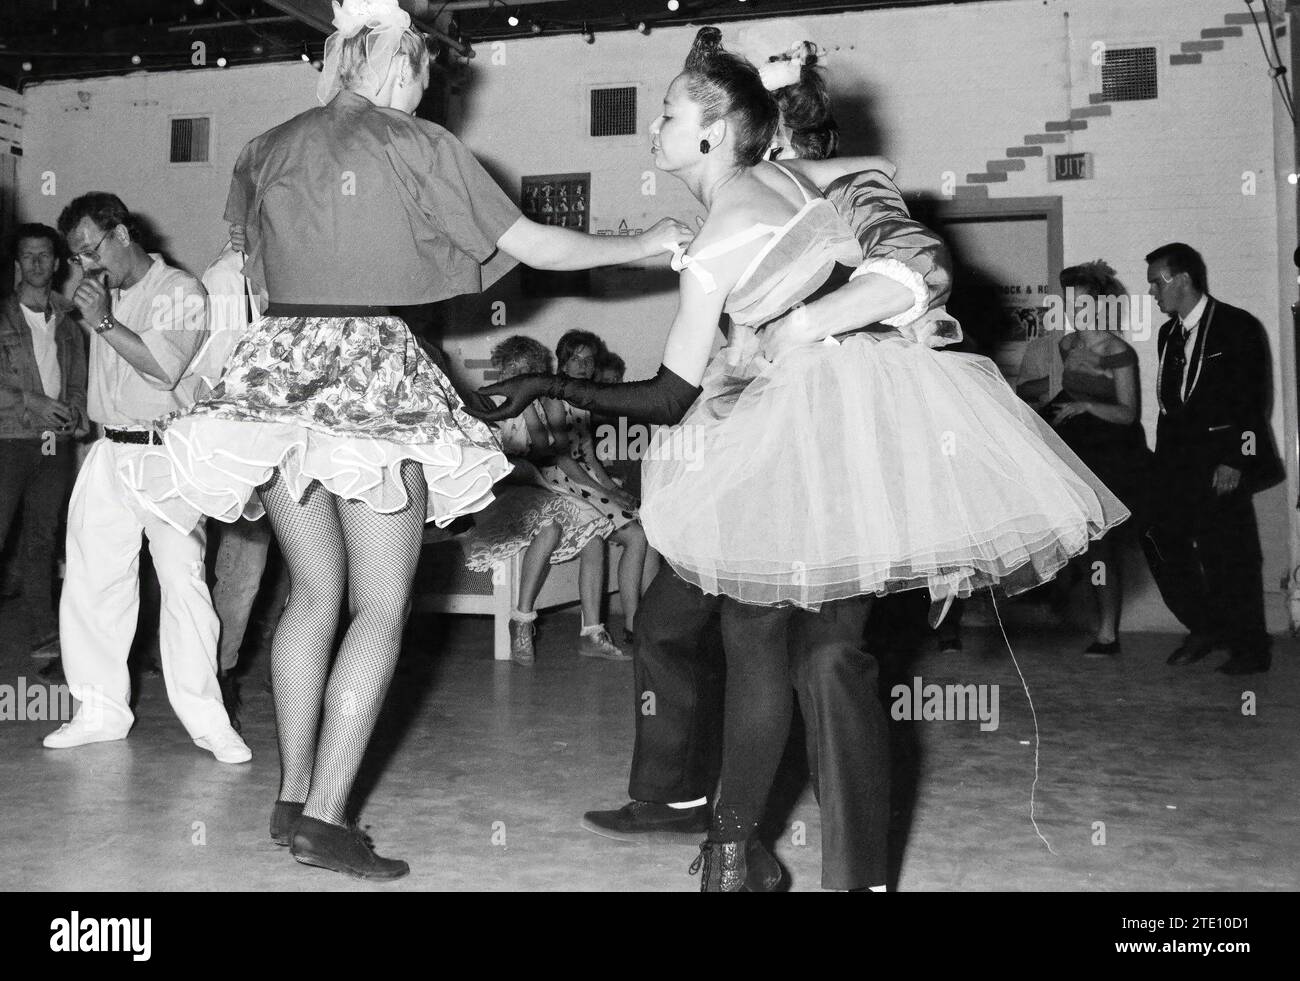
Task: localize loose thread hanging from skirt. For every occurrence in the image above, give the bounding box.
[988,588,1056,856]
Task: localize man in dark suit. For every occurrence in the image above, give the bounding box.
[1143,242,1281,675]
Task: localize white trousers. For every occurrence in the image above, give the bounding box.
[59,439,228,738]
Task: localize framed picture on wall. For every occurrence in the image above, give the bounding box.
[520,172,590,297]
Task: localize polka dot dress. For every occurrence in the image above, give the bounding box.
[535,403,638,532]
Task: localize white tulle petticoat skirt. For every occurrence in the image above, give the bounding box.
[118,314,510,533]
[639,332,1130,611]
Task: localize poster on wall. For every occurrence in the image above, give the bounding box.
[520,172,590,296]
[941,216,1054,383]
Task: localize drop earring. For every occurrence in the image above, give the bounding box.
[699,139,711,154]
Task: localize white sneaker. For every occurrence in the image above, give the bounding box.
[43,714,130,749]
[577,626,631,661]
[194,726,252,764]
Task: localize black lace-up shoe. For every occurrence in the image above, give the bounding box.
[581,800,709,840]
[688,838,785,892]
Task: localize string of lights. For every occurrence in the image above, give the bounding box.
[1245,0,1295,123]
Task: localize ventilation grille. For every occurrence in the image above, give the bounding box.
[169,116,210,163]
[1101,46,1158,102]
[590,86,637,137]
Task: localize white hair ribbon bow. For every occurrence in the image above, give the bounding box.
[317,0,414,104]
[758,42,826,92]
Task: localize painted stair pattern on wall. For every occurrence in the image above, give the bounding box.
[954,7,1286,199]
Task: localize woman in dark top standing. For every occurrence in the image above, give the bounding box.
[129,0,687,880]
[1050,260,1151,656]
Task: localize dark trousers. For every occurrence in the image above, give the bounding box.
[1142,485,1270,656]
[785,597,889,890]
[0,437,74,639]
[629,565,889,890]
[628,566,725,804]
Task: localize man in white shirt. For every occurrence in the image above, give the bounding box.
[43,193,251,762]
[0,223,88,652]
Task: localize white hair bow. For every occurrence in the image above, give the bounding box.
[317,0,414,104]
[759,42,826,92]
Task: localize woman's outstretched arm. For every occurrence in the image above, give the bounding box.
[496,216,692,271]
[468,235,749,425]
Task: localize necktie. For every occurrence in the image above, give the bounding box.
[1180,322,1194,401]
[1161,322,1187,409]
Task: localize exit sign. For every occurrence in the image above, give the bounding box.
[1050,152,1092,181]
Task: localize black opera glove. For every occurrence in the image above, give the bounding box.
[470,364,702,426]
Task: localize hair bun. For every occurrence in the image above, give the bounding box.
[686,26,725,70]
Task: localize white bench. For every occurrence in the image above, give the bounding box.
[415,525,619,661]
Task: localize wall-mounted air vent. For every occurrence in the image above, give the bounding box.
[169,115,210,163]
[1101,46,1158,102]
[590,86,637,137]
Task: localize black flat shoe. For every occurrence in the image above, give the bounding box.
[1084,640,1120,657]
[290,816,410,880]
[581,800,709,840]
[1166,634,1215,666]
[270,800,305,846]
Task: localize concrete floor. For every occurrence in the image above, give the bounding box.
[0,595,1296,892]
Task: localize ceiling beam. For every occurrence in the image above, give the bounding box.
[442,0,572,8]
[166,16,297,33]
[261,0,334,33]
[262,1,471,56]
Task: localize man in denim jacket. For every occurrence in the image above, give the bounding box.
[0,222,88,653]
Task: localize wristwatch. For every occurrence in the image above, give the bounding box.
[94,314,115,335]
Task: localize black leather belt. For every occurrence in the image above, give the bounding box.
[104,427,163,445]
[264,302,391,317]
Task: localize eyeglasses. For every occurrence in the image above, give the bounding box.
[70,228,115,267]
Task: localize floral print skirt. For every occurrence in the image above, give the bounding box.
[119,314,510,532]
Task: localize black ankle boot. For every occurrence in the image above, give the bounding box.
[690,839,747,892]
[688,837,785,892]
[290,816,410,880]
[743,838,785,892]
[270,800,305,846]
[689,804,781,892]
